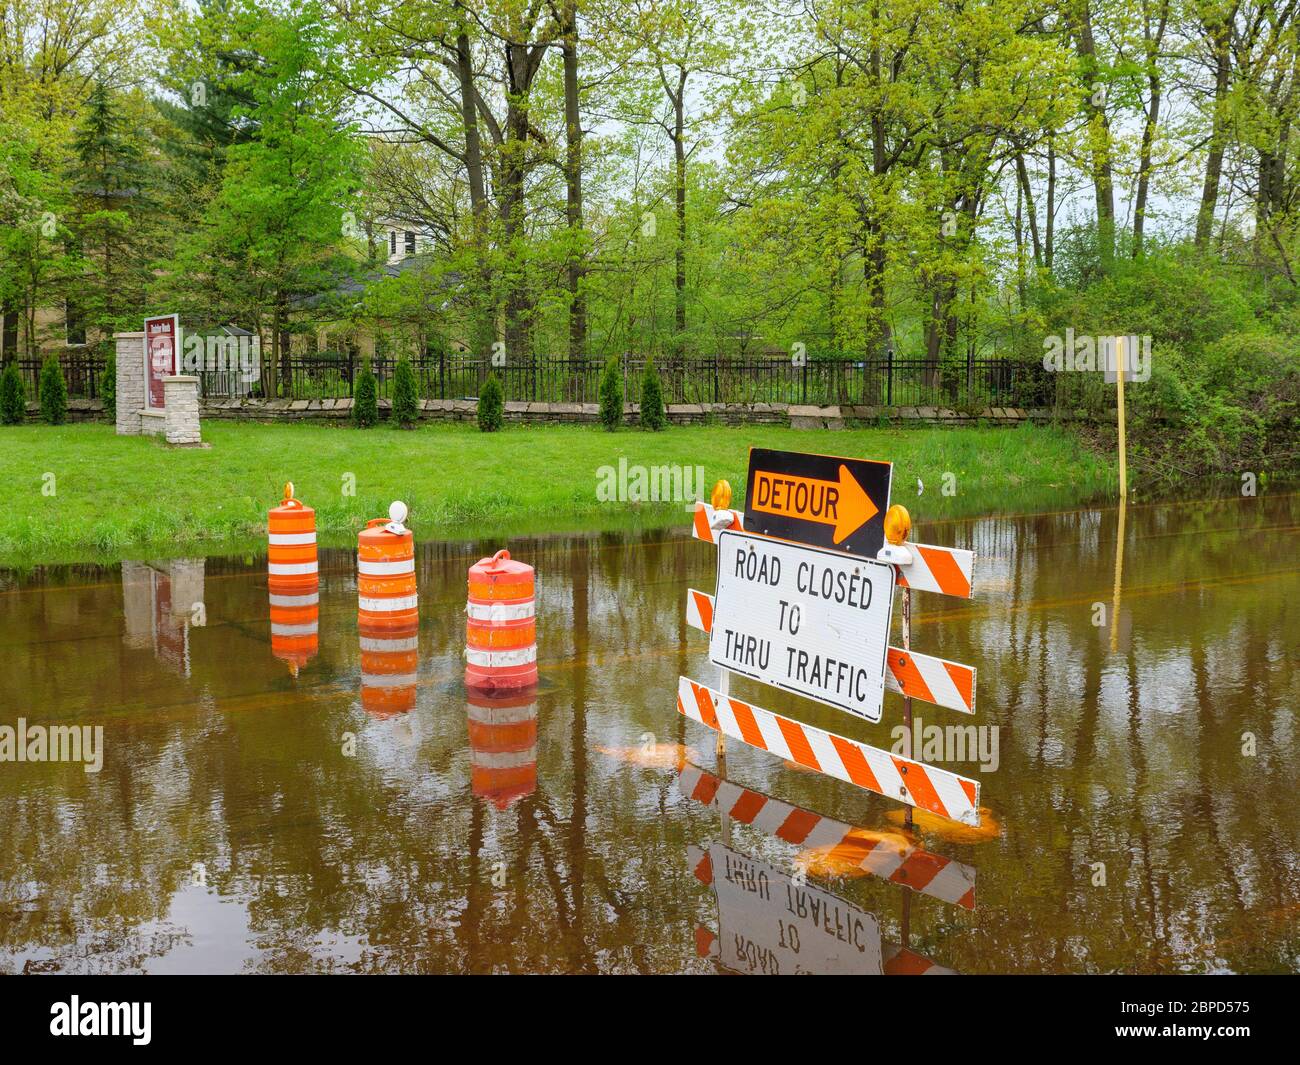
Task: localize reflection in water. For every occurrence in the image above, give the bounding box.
[0,491,1297,972]
[359,617,419,718]
[269,579,319,676]
[689,842,885,975]
[678,761,975,909]
[467,690,538,809]
[121,559,205,676]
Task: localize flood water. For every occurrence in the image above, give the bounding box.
[1,492,1297,974]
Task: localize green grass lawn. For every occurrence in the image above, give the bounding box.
[0,420,1114,565]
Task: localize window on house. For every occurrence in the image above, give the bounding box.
[405,230,415,255]
[389,230,397,256]
[65,301,86,346]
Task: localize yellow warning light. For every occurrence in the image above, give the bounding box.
[884,504,911,546]
[284,481,295,502]
[711,479,733,510]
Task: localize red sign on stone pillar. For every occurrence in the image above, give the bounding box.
[143,314,180,409]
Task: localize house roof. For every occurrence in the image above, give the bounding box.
[291,254,460,311]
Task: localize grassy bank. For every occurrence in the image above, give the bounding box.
[0,420,1114,565]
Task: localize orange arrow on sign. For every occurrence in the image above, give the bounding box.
[751,463,878,544]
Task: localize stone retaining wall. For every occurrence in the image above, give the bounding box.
[17,396,1108,427]
[197,397,1102,426]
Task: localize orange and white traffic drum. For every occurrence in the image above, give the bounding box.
[465,550,537,692]
[357,501,418,629]
[267,482,317,590]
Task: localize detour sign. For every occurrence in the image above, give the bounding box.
[744,448,892,559]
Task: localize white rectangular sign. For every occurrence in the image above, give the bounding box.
[706,842,882,976]
[709,529,894,723]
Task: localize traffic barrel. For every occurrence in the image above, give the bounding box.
[467,690,537,809]
[359,614,419,717]
[357,501,418,629]
[269,578,319,675]
[268,482,317,590]
[465,549,537,692]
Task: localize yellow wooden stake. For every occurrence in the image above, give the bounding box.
[1116,335,1128,500]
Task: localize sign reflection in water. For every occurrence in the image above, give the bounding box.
[680,759,964,975]
[121,558,205,676]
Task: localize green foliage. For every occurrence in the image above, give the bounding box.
[352,358,378,428]
[478,373,504,432]
[0,362,26,425]
[599,356,623,431]
[39,357,68,425]
[101,348,116,420]
[391,356,419,428]
[1033,248,1299,478]
[640,357,665,430]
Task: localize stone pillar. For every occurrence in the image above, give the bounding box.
[163,376,202,445]
[114,332,145,435]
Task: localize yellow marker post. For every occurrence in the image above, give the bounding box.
[1116,336,1127,500]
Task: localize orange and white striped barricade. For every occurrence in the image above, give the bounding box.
[883,540,976,599]
[357,501,418,629]
[677,761,975,909]
[686,588,975,715]
[467,689,538,809]
[677,676,981,826]
[269,577,319,675]
[267,483,317,591]
[465,549,537,693]
[359,615,419,718]
[690,501,743,544]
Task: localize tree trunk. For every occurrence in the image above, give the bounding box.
[1133,1,1168,258]
[1074,2,1115,265]
[1196,19,1232,249]
[561,0,587,358]
[1046,133,1056,272]
[455,29,496,356]
[671,67,687,355]
[1015,152,1043,268]
[502,40,541,360]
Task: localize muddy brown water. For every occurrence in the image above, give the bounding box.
[1,493,1296,973]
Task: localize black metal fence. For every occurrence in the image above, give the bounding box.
[15,354,106,399]
[243,352,1059,410]
[12,350,1112,413]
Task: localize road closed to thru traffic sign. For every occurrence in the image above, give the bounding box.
[710,528,894,723]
